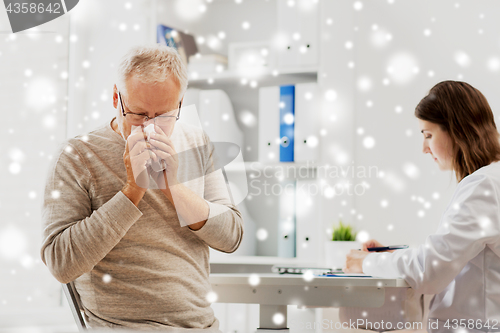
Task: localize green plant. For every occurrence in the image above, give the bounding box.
[331,220,357,241]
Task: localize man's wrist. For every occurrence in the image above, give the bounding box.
[122,183,146,207]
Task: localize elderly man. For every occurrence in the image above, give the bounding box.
[40,44,244,330]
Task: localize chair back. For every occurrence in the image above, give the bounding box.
[62,282,87,331]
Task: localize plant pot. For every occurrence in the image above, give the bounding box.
[324,240,362,270]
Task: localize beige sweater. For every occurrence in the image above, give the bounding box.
[40,118,244,330]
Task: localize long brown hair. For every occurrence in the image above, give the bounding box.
[415,81,500,182]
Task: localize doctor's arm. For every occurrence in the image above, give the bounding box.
[360,174,499,295]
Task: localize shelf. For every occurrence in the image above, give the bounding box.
[188,66,318,89]
[209,255,310,265]
[224,161,318,172]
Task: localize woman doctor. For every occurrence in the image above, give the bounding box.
[345,80,500,332]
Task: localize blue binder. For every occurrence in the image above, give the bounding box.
[279,85,295,162]
[157,25,177,48]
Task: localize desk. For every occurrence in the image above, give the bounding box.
[210,273,409,331]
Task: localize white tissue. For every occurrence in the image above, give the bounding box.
[143,124,155,142]
[142,124,166,172]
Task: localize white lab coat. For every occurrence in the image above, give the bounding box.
[363,161,500,333]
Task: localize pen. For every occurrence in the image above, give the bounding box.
[366,245,409,252]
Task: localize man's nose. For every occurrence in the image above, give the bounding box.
[143,119,155,127]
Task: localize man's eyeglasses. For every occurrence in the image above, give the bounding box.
[118,90,182,125]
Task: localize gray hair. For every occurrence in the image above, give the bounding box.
[117,44,188,102]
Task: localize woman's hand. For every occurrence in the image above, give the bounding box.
[344,239,397,273]
[344,250,370,273]
[362,239,395,253]
[362,239,385,251]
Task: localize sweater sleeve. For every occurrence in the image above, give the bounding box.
[190,133,244,253]
[363,173,500,295]
[40,142,143,284]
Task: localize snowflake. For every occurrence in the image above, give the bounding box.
[248,274,260,286]
[272,312,285,325]
[206,291,218,303]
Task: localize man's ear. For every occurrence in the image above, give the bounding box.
[113,84,118,109]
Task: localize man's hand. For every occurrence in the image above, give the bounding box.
[344,250,369,273]
[124,126,151,189]
[121,127,149,206]
[148,124,179,189]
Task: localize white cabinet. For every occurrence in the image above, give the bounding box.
[157,0,324,262]
[294,82,320,163]
[258,86,281,163]
[277,0,320,68]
